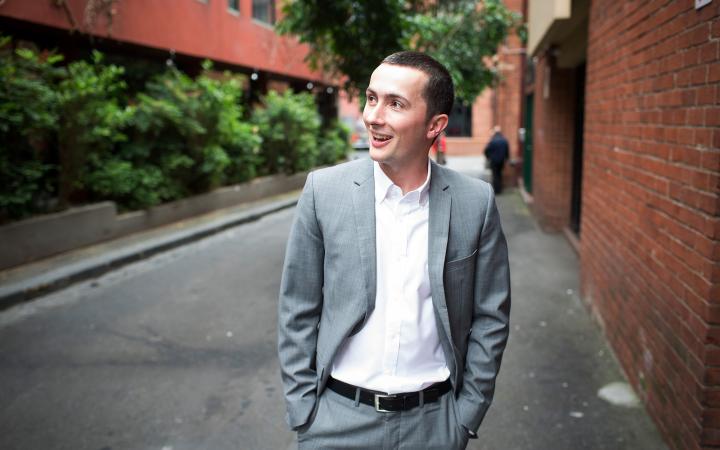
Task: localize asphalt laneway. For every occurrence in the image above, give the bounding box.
[0,208,297,450]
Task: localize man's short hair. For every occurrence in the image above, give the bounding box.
[381,51,454,121]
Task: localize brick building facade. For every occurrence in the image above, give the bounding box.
[526,1,720,448]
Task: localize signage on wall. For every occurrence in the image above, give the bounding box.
[696,0,711,9]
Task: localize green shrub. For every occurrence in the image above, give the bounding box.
[122,61,260,207]
[0,36,347,222]
[81,157,166,210]
[0,37,62,220]
[207,67,262,184]
[251,89,321,174]
[317,120,350,166]
[57,51,134,206]
[128,67,221,202]
[221,120,263,185]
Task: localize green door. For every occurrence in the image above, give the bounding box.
[523,94,534,193]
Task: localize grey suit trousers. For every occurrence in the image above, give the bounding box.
[297,388,470,450]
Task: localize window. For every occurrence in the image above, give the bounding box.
[446,99,472,137]
[252,0,276,24]
[228,0,239,13]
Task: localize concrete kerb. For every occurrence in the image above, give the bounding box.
[0,195,299,310]
[0,171,310,270]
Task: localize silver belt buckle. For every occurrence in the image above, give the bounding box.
[374,393,395,412]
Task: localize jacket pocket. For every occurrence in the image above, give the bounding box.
[445,249,478,273]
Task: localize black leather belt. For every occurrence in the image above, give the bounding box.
[327,377,452,412]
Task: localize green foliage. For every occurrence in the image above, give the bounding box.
[77,60,264,211]
[81,157,166,210]
[277,0,407,97]
[103,53,169,96]
[278,0,522,103]
[0,159,56,220]
[57,51,134,205]
[317,121,351,166]
[126,68,219,202]
[251,90,322,174]
[120,62,261,206]
[0,37,346,222]
[405,0,521,102]
[221,120,263,185]
[206,64,263,184]
[0,37,63,220]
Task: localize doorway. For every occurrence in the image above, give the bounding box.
[523,94,534,194]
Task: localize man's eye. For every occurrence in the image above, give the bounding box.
[391,101,402,108]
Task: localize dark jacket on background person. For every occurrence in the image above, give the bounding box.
[484,132,509,164]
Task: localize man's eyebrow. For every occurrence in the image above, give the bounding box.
[365,88,411,104]
[387,93,410,104]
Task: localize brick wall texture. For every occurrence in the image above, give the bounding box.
[496,0,525,163]
[530,54,577,230]
[579,2,719,449]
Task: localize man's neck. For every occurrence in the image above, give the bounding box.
[378,157,430,195]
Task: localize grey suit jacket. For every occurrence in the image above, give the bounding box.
[278,157,510,435]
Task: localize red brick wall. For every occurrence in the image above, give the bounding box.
[496,0,525,163]
[530,53,576,230]
[581,1,720,449]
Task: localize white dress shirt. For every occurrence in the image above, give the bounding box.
[330,160,450,394]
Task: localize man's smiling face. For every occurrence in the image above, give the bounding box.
[363,63,434,169]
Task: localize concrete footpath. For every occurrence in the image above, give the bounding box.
[0,156,668,449]
[0,192,300,308]
[468,188,667,450]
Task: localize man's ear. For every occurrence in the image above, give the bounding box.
[426,114,449,139]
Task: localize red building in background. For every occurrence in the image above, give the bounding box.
[0,0,337,118]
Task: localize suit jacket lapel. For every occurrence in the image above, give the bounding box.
[351,159,377,321]
[428,161,454,368]
[428,160,451,304]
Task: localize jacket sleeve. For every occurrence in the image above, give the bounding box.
[277,172,325,430]
[456,185,511,434]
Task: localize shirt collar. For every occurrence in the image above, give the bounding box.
[373,159,431,205]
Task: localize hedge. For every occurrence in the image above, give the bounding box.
[0,37,349,222]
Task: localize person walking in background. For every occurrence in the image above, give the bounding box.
[278,51,510,449]
[484,126,509,194]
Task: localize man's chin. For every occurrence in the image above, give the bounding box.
[369,147,388,162]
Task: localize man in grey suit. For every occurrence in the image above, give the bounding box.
[278,51,510,449]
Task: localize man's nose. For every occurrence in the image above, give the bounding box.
[364,104,384,126]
